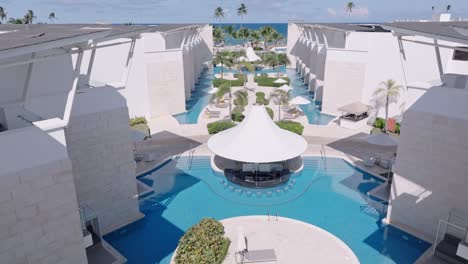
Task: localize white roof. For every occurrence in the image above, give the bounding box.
[367,133,398,146]
[245,47,262,62]
[208,106,307,163]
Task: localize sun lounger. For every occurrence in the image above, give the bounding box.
[283,112,298,119]
[215,102,229,108]
[206,108,221,114]
[236,236,277,264]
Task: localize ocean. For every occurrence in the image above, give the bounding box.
[214,23,288,46]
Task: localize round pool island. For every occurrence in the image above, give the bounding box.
[220,216,359,264]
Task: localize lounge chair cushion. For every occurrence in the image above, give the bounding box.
[243,249,277,263]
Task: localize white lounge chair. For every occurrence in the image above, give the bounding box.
[236,236,277,264]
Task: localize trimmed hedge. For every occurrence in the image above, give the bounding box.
[130,116,147,126]
[254,75,290,87]
[276,120,304,135]
[213,74,246,87]
[231,106,245,122]
[207,120,236,134]
[255,92,269,105]
[373,118,385,129]
[175,218,230,264]
[266,107,274,119]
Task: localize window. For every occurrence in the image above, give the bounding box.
[453,48,468,61]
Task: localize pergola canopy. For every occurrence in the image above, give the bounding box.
[338,102,373,115]
[208,106,307,163]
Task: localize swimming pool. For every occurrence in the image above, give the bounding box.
[105,156,430,264]
[287,69,335,125]
[174,66,334,125]
[172,69,215,124]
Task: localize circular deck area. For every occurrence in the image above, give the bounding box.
[221,216,359,264]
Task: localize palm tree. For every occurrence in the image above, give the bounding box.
[23,10,35,24]
[214,6,224,25]
[237,3,248,41]
[238,27,250,44]
[446,5,452,12]
[277,91,291,120]
[264,53,290,77]
[233,90,248,107]
[250,30,261,48]
[8,18,24,24]
[346,2,356,15]
[213,27,224,45]
[260,25,275,50]
[213,51,234,79]
[216,82,232,116]
[48,12,57,23]
[0,7,7,24]
[373,79,402,131]
[270,31,284,49]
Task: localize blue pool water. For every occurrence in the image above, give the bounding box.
[174,66,335,125]
[105,156,431,264]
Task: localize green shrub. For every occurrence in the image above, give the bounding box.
[175,218,230,264]
[233,90,248,107]
[373,118,386,129]
[207,120,236,134]
[266,107,274,119]
[213,75,245,87]
[231,106,245,122]
[253,47,263,51]
[255,92,269,105]
[130,116,147,126]
[395,122,401,134]
[254,76,290,87]
[276,120,304,135]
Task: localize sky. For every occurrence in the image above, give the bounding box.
[0,0,467,24]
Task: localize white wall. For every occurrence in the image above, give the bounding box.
[0,126,87,264]
[65,87,143,234]
[387,87,468,241]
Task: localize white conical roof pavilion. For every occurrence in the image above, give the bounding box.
[245,47,262,62]
[208,106,307,163]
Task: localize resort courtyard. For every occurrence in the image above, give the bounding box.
[1,2,468,264]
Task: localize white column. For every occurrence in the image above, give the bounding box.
[21,52,36,103]
[63,49,84,124]
[122,37,137,85]
[433,39,444,81]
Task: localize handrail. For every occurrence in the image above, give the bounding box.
[433,219,468,255]
[275,210,279,221]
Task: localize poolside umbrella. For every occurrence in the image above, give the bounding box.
[366,133,398,147]
[274,78,288,84]
[277,84,292,93]
[290,96,311,105]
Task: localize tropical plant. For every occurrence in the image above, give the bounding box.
[233,90,248,107]
[175,218,230,263]
[373,79,402,131]
[260,25,275,50]
[8,18,24,24]
[213,51,234,79]
[213,27,224,44]
[270,31,284,49]
[216,82,232,115]
[48,12,56,23]
[207,120,236,134]
[446,4,451,12]
[238,27,250,44]
[250,30,262,48]
[237,3,248,28]
[23,9,35,24]
[277,91,291,120]
[276,120,304,135]
[214,6,224,25]
[231,106,245,122]
[223,25,236,41]
[346,2,356,15]
[0,6,7,24]
[263,53,290,77]
[130,116,148,126]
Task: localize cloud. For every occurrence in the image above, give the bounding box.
[327,8,337,17]
[350,7,370,17]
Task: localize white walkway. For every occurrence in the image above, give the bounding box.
[221,216,359,264]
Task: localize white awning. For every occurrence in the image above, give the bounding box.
[277,85,292,92]
[208,106,307,163]
[245,47,262,62]
[290,96,311,105]
[274,78,288,84]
